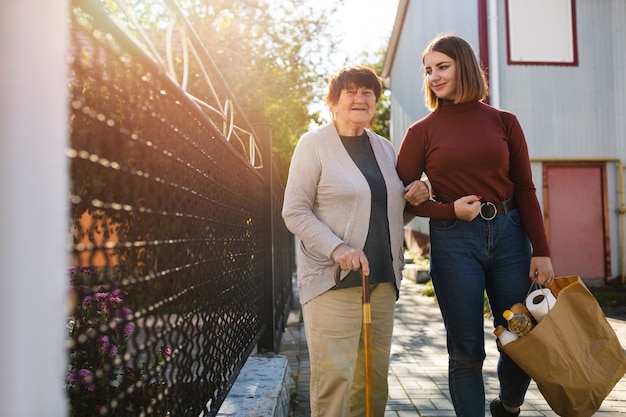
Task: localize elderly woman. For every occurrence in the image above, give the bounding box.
[282,65,428,417]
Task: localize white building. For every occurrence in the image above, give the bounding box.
[383,0,626,283]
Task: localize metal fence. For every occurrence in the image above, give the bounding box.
[66,0,294,415]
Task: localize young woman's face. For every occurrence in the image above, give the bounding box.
[424,51,457,101]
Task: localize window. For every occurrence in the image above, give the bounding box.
[505,0,578,65]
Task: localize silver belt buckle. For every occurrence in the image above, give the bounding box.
[480,202,497,221]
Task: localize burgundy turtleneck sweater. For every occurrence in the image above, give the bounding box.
[397,100,550,257]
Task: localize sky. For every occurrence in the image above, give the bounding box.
[313,0,401,70]
[306,0,400,122]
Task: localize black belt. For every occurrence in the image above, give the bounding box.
[479,198,515,220]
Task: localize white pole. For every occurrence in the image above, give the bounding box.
[488,0,500,109]
[0,1,69,416]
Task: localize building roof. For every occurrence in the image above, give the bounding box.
[381,0,409,81]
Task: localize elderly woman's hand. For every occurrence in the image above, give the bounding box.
[331,244,370,276]
[404,180,430,206]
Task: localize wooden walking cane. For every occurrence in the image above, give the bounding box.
[335,266,374,417]
[360,268,374,417]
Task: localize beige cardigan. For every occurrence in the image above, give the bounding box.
[282,123,406,304]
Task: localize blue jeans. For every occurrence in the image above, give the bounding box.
[429,209,532,417]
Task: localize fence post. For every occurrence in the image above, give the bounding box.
[254,123,279,353]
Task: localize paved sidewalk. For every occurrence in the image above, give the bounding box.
[280,279,626,416]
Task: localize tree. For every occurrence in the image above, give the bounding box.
[176,0,339,170]
[361,48,391,139]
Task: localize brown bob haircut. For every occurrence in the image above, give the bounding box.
[422,34,488,111]
[325,65,383,107]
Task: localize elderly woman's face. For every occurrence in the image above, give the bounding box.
[330,83,377,133]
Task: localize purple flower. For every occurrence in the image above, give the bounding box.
[79,265,95,274]
[107,345,118,356]
[123,323,134,335]
[68,266,96,285]
[67,266,138,397]
[108,296,122,304]
[97,335,118,357]
[97,300,110,314]
[68,369,95,391]
[67,372,78,385]
[82,295,93,308]
[97,335,110,348]
[161,345,172,357]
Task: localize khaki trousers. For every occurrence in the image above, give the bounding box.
[302,282,396,417]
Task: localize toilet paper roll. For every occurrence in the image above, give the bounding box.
[525,288,557,322]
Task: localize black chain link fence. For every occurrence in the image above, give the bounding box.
[66,1,294,415]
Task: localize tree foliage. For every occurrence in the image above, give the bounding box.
[367,49,391,139]
[97,0,392,167]
[174,0,339,169]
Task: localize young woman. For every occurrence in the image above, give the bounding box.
[397,34,554,417]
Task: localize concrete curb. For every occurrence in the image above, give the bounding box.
[216,355,291,417]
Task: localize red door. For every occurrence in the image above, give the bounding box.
[544,163,608,281]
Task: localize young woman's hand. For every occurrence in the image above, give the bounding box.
[453,195,482,221]
[529,256,554,286]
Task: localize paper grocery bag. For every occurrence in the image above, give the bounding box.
[499,276,626,417]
